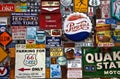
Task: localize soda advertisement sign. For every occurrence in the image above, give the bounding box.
[0,4,14,12]
[15,48,46,79]
[82,47,120,77]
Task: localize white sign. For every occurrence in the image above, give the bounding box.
[11,26,26,40]
[0,17,8,25]
[67,58,82,68]
[15,48,46,79]
[67,68,82,78]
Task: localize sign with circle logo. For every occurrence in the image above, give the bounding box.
[63,12,92,41]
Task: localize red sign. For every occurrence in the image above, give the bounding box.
[41,1,60,13]
[0,32,12,46]
[40,13,62,30]
[0,4,15,12]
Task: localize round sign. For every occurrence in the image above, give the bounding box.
[57,56,66,65]
[60,0,72,7]
[63,12,92,41]
[0,66,9,77]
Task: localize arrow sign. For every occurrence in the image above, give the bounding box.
[18,68,30,72]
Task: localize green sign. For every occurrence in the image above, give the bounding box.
[82,47,120,78]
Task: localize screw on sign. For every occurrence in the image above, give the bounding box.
[0,32,12,46]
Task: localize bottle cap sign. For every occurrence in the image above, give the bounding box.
[63,13,92,41]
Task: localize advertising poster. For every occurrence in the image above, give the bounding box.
[82,47,120,77]
[11,12,38,26]
[50,64,61,78]
[67,58,82,78]
[15,48,46,79]
[0,17,8,25]
[46,37,61,47]
[11,26,26,40]
[67,68,82,78]
[50,47,63,57]
[26,27,36,40]
[36,31,46,44]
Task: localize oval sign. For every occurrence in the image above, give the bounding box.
[63,12,92,41]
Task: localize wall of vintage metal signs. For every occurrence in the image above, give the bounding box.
[0,0,120,79]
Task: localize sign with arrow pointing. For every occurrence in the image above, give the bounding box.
[15,48,46,78]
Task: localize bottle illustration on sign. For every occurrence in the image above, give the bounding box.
[114,0,120,18]
[89,0,100,6]
[23,54,37,67]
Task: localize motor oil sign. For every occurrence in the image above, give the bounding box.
[15,48,46,79]
[82,47,120,78]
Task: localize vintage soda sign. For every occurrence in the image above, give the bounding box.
[46,37,61,47]
[0,3,15,12]
[101,1,110,18]
[11,12,38,26]
[15,48,46,78]
[111,0,120,20]
[40,13,62,30]
[11,26,26,40]
[82,47,120,77]
[64,13,92,41]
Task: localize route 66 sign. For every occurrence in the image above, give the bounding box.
[111,0,120,20]
[23,54,37,67]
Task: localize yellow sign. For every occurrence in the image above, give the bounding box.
[36,44,46,48]
[26,44,36,48]
[74,0,88,12]
[50,47,63,57]
[0,47,7,63]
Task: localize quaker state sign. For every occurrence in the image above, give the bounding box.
[82,47,120,78]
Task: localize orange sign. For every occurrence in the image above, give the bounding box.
[0,47,7,63]
[0,32,12,46]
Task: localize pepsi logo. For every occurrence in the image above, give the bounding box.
[64,13,92,41]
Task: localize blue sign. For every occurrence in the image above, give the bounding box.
[105,18,117,24]
[11,12,38,26]
[46,37,61,47]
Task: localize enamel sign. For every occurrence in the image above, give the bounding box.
[15,48,46,79]
[82,47,120,77]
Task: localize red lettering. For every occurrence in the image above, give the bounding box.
[65,21,89,32]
